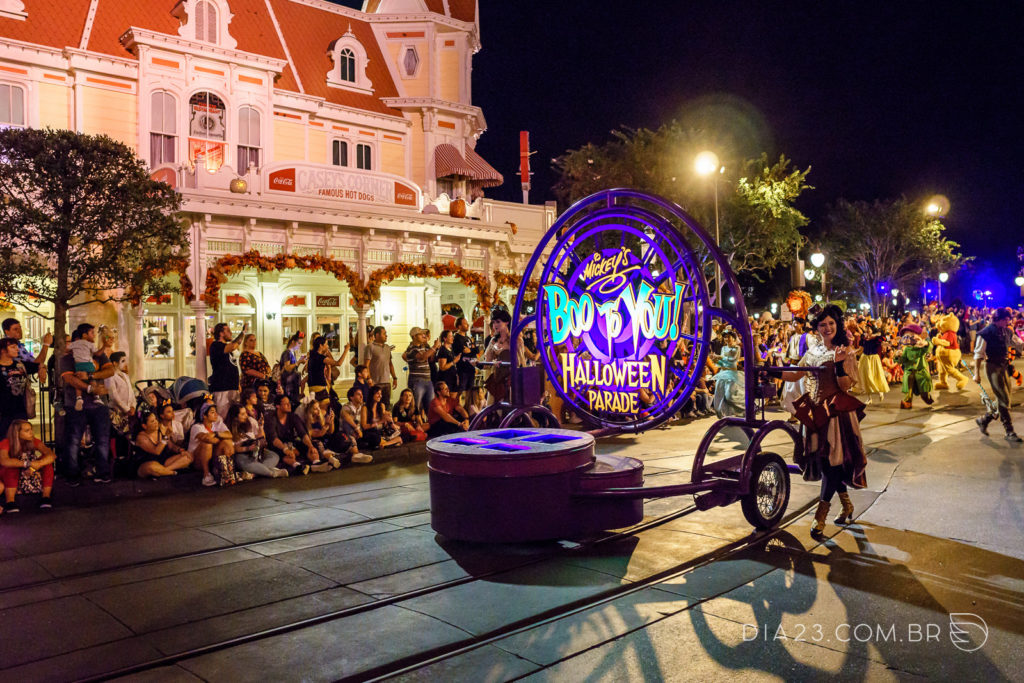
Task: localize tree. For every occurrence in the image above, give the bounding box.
[552,123,812,291]
[821,197,966,317]
[0,128,187,356]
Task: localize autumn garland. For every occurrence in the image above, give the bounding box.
[492,270,540,293]
[203,251,366,310]
[364,262,491,308]
[128,256,194,306]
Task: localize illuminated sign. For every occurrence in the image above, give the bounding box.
[532,197,713,431]
[264,163,421,209]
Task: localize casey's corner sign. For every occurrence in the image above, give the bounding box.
[264,163,421,209]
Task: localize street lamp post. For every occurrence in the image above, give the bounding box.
[695,151,722,304]
[810,252,825,300]
[938,271,948,305]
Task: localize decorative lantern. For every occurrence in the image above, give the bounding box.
[449,198,466,218]
[229,177,248,193]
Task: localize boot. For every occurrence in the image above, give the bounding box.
[900,399,912,409]
[834,492,855,524]
[976,415,992,436]
[921,392,934,405]
[810,500,830,538]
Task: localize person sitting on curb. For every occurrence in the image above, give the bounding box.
[188,403,241,487]
[226,404,288,478]
[339,387,376,462]
[135,409,193,479]
[0,420,57,513]
[393,388,427,442]
[427,381,470,438]
[265,394,332,474]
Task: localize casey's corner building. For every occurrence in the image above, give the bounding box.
[0,0,553,385]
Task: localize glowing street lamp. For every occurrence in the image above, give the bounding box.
[938,271,948,303]
[803,268,816,281]
[809,252,826,298]
[1015,276,1024,288]
[695,150,722,303]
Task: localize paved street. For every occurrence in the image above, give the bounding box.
[1,384,1022,682]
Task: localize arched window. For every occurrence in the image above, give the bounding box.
[0,83,25,129]
[356,143,372,170]
[339,48,355,83]
[237,106,260,171]
[332,139,348,167]
[188,91,226,172]
[150,90,177,165]
[196,0,217,43]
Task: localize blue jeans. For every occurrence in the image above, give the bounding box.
[410,378,435,414]
[64,404,111,479]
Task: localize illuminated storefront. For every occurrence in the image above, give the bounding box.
[0,0,554,381]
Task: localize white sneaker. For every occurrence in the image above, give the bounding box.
[351,453,373,464]
[202,473,216,487]
[327,456,341,469]
[310,461,333,473]
[272,468,289,478]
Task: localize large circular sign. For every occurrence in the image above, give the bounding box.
[524,190,714,432]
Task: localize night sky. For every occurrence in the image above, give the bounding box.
[336,2,1024,284]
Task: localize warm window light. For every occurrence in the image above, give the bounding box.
[694,150,720,177]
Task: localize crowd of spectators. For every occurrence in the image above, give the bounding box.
[1,300,1021,514]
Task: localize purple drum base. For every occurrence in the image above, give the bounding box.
[427,429,644,543]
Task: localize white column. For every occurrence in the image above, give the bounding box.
[191,301,209,380]
[355,305,371,364]
[260,280,282,362]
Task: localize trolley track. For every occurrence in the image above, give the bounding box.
[3,407,978,681]
[80,498,707,682]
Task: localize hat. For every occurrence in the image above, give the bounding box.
[409,327,428,338]
[899,324,923,337]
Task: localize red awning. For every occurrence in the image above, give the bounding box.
[464,145,504,187]
[434,143,474,179]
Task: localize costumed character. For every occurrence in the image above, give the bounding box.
[931,312,968,391]
[783,305,867,539]
[857,324,888,403]
[711,331,744,417]
[898,324,933,409]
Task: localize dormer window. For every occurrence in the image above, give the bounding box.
[172,0,237,49]
[326,25,373,95]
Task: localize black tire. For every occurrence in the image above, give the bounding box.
[741,451,790,529]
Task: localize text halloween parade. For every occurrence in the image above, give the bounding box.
[543,246,685,414]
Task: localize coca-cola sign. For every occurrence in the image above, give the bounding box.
[265,163,420,209]
[268,168,296,192]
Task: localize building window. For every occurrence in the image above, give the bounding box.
[402,47,419,76]
[196,0,217,43]
[0,83,25,128]
[149,90,176,165]
[237,106,260,171]
[338,48,355,83]
[356,143,372,170]
[332,139,348,167]
[188,91,226,172]
[325,29,373,94]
